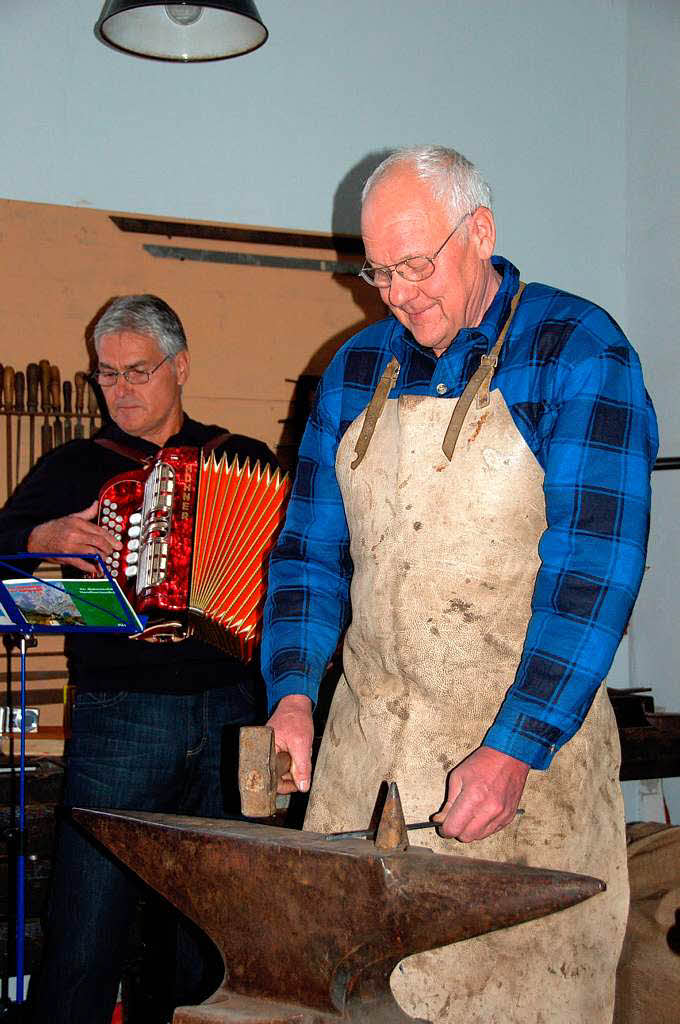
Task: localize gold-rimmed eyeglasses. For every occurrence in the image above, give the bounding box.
[92,354,171,387]
[359,210,473,288]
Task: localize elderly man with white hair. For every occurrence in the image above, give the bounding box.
[262,146,658,1022]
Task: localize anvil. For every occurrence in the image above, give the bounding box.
[73,787,604,1024]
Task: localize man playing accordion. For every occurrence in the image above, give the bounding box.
[0,294,278,1024]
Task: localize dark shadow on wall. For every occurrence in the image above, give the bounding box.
[276,150,395,472]
[275,152,400,828]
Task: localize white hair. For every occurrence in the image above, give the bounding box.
[361,145,492,224]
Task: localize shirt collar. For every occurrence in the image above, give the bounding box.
[475,255,521,348]
[100,412,203,453]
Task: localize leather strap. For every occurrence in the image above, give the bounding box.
[202,430,231,455]
[94,437,153,466]
[441,282,525,461]
[351,357,401,470]
[95,428,232,466]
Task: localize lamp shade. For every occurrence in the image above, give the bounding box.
[95,1,268,61]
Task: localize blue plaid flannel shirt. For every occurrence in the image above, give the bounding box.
[262,256,658,769]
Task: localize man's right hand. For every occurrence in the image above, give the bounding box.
[266,694,314,795]
[27,500,121,574]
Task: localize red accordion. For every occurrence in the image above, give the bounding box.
[97,446,289,662]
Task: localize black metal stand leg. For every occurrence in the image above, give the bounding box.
[1,634,35,1017]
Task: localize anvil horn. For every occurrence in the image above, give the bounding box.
[73,807,604,1023]
[375,781,409,851]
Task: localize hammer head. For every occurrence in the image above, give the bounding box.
[239,725,289,818]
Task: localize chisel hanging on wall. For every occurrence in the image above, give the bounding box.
[74,372,86,439]
[63,379,73,442]
[50,367,63,446]
[39,359,52,455]
[26,363,39,469]
[87,379,99,437]
[14,370,25,486]
[3,366,15,498]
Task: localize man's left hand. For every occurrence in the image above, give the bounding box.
[432,746,529,843]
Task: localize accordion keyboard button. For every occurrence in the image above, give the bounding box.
[125,566,138,577]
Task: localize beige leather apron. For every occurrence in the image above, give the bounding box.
[305,326,628,1022]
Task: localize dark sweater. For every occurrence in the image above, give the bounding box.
[0,416,278,692]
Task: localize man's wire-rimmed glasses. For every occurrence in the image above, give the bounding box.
[92,354,172,388]
[359,210,473,288]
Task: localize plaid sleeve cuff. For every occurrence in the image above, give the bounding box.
[482,693,588,770]
[267,674,320,715]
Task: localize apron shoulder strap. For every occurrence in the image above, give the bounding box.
[441,281,526,461]
[351,357,401,470]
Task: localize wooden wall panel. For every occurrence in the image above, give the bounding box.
[0,198,384,466]
[0,198,384,754]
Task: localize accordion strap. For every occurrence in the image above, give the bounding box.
[94,429,232,465]
[202,430,231,455]
[94,438,154,466]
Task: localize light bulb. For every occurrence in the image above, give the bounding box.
[164,4,203,27]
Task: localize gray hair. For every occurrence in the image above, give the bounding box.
[361,145,492,223]
[93,294,189,356]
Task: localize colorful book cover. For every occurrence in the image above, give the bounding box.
[1,578,143,632]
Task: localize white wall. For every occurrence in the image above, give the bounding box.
[2,0,679,810]
[625,0,680,457]
[624,0,680,821]
[3,0,627,312]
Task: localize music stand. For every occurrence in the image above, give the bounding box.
[0,554,143,1014]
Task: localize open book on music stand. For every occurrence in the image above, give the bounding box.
[0,553,144,1011]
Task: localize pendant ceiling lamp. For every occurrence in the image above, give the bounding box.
[95,1,268,61]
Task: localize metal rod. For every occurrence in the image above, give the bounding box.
[324,809,525,841]
[16,634,27,1003]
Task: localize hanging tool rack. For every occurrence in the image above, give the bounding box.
[0,363,103,501]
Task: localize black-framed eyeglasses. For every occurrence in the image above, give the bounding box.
[359,210,473,288]
[92,354,172,388]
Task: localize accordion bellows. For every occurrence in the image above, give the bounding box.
[98,447,289,662]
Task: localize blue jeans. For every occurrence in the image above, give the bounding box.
[28,680,257,1024]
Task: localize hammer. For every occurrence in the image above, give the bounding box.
[238,725,292,819]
